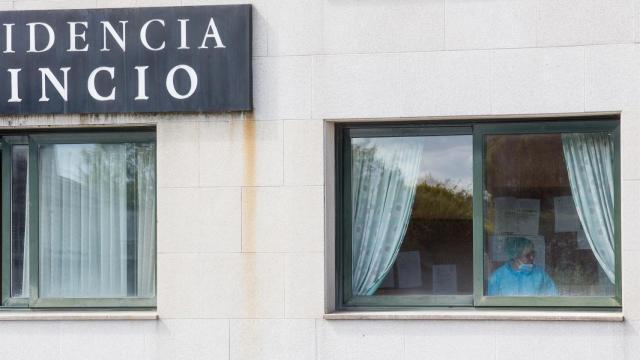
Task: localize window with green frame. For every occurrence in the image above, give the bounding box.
[336,118,621,309]
[0,130,156,308]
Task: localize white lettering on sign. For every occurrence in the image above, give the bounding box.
[101,21,128,52]
[166,64,198,99]
[134,66,149,100]
[3,24,14,53]
[140,19,166,51]
[68,22,89,52]
[199,18,225,49]
[27,22,55,53]
[87,67,116,101]
[39,67,70,102]
[177,19,189,49]
[7,69,21,102]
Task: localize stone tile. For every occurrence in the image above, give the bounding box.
[491,47,585,115]
[230,319,316,360]
[285,253,324,318]
[534,322,604,360]
[145,319,230,360]
[622,181,640,252]
[317,320,404,360]
[267,0,322,56]
[158,253,285,318]
[0,321,61,360]
[445,0,537,49]
[133,0,180,5]
[242,186,324,253]
[537,0,634,46]
[495,322,545,360]
[284,119,324,186]
[405,321,495,360]
[13,0,97,9]
[322,0,444,54]
[157,120,199,188]
[253,56,312,121]
[588,322,624,360]
[636,0,640,44]
[585,44,640,112]
[158,187,241,253]
[624,320,640,359]
[312,53,402,119]
[621,110,640,181]
[496,321,621,360]
[0,2,13,10]
[623,250,640,320]
[495,322,618,360]
[181,0,268,56]
[199,119,283,187]
[59,321,149,360]
[399,50,492,117]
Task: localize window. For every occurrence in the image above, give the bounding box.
[336,119,620,309]
[1,131,156,308]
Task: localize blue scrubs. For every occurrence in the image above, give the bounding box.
[487,262,558,296]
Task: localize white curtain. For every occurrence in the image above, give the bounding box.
[351,138,423,296]
[136,145,156,297]
[562,133,615,283]
[20,171,29,297]
[39,143,155,298]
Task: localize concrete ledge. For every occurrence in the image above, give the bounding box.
[0,311,158,321]
[324,310,624,322]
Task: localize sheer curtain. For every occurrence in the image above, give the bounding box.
[39,143,155,298]
[136,145,156,297]
[562,133,615,283]
[351,138,423,296]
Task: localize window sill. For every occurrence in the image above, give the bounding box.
[324,310,624,322]
[0,311,158,321]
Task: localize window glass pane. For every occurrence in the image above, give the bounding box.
[11,145,29,298]
[483,132,615,297]
[351,135,473,297]
[39,142,155,298]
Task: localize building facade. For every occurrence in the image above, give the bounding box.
[0,0,638,359]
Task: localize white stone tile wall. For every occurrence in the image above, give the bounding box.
[0,0,639,359]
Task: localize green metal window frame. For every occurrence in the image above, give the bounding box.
[336,118,621,310]
[0,130,157,309]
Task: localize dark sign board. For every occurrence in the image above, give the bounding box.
[0,5,252,115]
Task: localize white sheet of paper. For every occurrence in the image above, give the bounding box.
[493,197,515,234]
[432,264,457,295]
[493,197,540,235]
[554,196,581,232]
[396,251,422,289]
[515,199,540,235]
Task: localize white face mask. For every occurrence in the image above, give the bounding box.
[518,263,534,273]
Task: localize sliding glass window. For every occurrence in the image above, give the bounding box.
[1,131,156,308]
[336,119,620,309]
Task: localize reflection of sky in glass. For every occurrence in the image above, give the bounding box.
[353,137,424,186]
[420,135,472,192]
[353,135,472,192]
[49,144,98,182]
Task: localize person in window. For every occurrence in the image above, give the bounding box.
[488,237,558,296]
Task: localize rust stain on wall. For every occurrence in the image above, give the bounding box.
[241,112,259,317]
